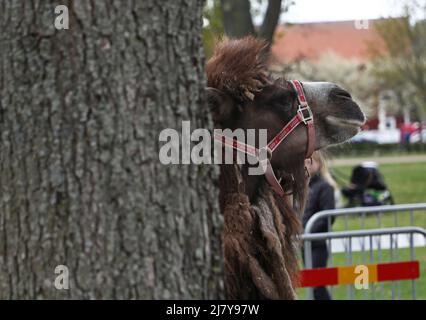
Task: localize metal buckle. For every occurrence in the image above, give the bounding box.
[297,105,313,124]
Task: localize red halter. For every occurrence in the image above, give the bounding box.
[214,80,315,197]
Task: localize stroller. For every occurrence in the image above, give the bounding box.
[341,162,394,207]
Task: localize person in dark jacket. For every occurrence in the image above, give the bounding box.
[303,152,337,300]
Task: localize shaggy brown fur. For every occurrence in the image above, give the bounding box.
[219,164,306,299]
[206,37,271,101]
[207,37,308,299]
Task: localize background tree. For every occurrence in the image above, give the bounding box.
[0,0,223,299]
[203,0,292,53]
[221,0,289,44]
[369,1,426,120]
[203,0,225,57]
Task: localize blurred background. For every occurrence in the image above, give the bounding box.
[203,0,426,300]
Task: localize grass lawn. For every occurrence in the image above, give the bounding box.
[298,161,426,299]
[332,161,426,231]
[333,161,426,206]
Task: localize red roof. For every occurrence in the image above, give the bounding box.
[271,20,387,63]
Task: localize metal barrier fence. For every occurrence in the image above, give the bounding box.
[305,203,426,235]
[300,204,426,300]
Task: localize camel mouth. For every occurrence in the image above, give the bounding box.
[325,115,365,129]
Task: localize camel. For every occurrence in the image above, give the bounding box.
[205,37,366,299]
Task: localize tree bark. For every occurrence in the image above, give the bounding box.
[0,0,223,299]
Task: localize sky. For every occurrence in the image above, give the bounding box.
[251,0,410,24]
[281,0,404,23]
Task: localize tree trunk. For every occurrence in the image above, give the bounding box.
[220,0,256,38]
[220,0,283,45]
[259,0,282,45]
[0,0,223,299]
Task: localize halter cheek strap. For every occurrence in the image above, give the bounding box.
[214,80,315,197]
[291,80,315,158]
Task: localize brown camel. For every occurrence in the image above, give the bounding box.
[206,37,366,299]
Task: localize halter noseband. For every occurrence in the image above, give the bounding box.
[214,80,315,197]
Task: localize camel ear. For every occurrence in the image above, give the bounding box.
[206,87,235,125]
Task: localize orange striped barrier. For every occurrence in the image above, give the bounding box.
[298,261,420,288]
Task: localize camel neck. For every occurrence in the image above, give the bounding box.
[241,165,264,202]
[218,164,265,207]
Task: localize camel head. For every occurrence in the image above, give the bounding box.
[206,37,365,171]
